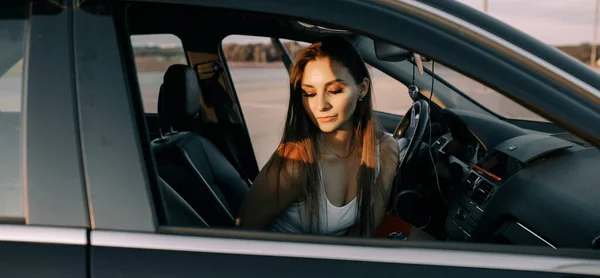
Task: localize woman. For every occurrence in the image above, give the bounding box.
[237,36,400,237]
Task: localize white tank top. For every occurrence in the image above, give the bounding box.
[269,144,381,236]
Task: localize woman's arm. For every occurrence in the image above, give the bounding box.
[372,135,400,235]
[236,154,301,230]
[346,135,399,237]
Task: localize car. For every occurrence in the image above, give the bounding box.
[1,0,599,277]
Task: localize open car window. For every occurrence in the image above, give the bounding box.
[369,66,412,115]
[221,35,289,168]
[131,34,186,113]
[109,0,600,263]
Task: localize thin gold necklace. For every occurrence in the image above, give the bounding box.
[320,133,352,159]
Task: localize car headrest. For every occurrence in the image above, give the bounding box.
[157,64,202,132]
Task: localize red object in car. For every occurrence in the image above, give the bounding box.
[376,213,412,238]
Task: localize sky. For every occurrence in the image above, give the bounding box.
[131,0,599,47]
[458,0,596,45]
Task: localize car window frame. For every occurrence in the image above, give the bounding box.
[74,2,158,232]
[1,7,90,277]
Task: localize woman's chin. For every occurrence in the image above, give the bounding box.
[316,119,353,133]
[317,123,339,133]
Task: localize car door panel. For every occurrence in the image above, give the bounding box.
[0,225,88,278]
[90,247,560,278]
[1,1,90,277]
[25,0,90,227]
[0,241,87,278]
[89,230,600,278]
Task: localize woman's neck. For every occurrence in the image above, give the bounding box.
[320,129,354,158]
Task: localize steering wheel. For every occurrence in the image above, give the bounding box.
[390,99,431,229]
[393,99,430,168]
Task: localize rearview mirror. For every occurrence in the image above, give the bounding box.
[374,40,412,62]
[374,40,429,75]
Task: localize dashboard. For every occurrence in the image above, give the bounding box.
[437,135,485,166]
[431,109,600,249]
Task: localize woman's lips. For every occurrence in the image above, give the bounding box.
[317,115,337,122]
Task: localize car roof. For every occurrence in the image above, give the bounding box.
[126,3,355,47]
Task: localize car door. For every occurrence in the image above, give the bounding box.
[75,0,600,277]
[0,1,89,277]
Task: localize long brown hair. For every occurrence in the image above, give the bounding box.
[266,36,387,237]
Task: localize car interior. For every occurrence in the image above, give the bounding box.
[113,2,600,250]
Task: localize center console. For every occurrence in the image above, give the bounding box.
[445,133,574,241]
[446,150,525,240]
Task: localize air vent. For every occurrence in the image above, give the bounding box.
[471,180,495,206]
[463,173,478,192]
[433,137,448,150]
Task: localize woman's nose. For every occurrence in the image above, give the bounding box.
[316,93,332,111]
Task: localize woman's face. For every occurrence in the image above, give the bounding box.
[300,57,368,133]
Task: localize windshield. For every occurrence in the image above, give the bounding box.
[422,61,547,122]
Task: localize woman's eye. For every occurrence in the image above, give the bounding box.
[328,88,343,94]
[302,91,316,97]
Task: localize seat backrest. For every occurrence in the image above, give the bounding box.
[151,64,248,227]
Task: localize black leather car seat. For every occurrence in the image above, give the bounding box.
[157,176,208,228]
[151,64,249,227]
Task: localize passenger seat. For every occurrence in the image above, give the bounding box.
[157,176,208,228]
[151,64,249,227]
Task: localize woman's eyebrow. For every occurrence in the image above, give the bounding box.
[325,79,345,87]
[301,79,345,88]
